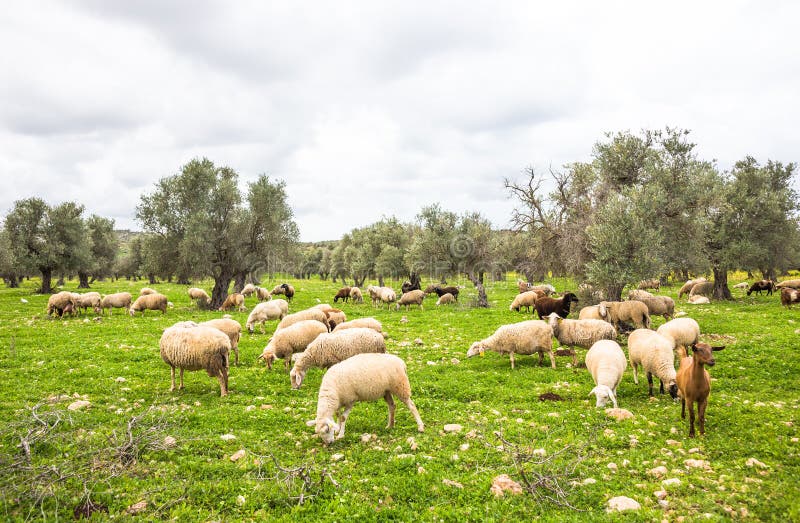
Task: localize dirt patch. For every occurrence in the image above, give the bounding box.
[538,392,564,402]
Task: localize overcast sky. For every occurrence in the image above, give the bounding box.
[1,1,798,241]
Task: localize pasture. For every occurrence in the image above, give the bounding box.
[0,276,798,521]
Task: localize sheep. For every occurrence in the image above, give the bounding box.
[258,320,329,371]
[633,295,675,322]
[159,325,230,396]
[423,284,460,301]
[627,289,654,301]
[255,286,271,301]
[657,317,700,358]
[276,308,329,331]
[333,317,384,336]
[219,293,246,312]
[535,292,579,319]
[585,340,627,408]
[200,318,242,366]
[129,293,169,317]
[547,313,617,367]
[306,353,424,444]
[366,285,381,307]
[333,286,352,303]
[139,287,157,296]
[775,279,800,290]
[269,283,295,301]
[733,282,749,290]
[313,304,347,330]
[530,284,556,296]
[676,342,725,437]
[290,328,386,389]
[688,295,710,304]
[688,281,714,298]
[75,292,102,315]
[396,289,425,311]
[747,279,775,296]
[240,283,256,297]
[349,286,363,304]
[509,290,542,313]
[780,287,800,308]
[597,300,650,331]
[61,301,76,317]
[678,277,707,298]
[627,328,678,399]
[245,299,289,333]
[466,320,555,369]
[187,287,210,306]
[379,287,397,310]
[46,291,75,317]
[99,292,132,316]
[517,280,531,293]
[578,305,602,320]
[436,293,456,306]
[401,280,420,294]
[638,278,661,291]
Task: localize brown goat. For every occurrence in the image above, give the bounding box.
[334,286,351,303]
[676,342,725,437]
[780,287,800,308]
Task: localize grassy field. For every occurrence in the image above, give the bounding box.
[0,275,799,521]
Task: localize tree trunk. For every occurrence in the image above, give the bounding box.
[233,272,246,293]
[712,266,732,300]
[355,275,366,287]
[605,283,624,302]
[148,274,157,284]
[377,275,384,287]
[467,272,488,307]
[762,268,777,281]
[56,274,64,287]
[177,276,191,285]
[39,268,53,294]
[409,272,421,289]
[4,275,19,288]
[211,270,234,309]
[77,271,90,289]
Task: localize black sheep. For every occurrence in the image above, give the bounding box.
[535,292,579,319]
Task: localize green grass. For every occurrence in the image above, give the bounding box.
[0,275,799,521]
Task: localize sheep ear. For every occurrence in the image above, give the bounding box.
[305,419,316,427]
[607,388,618,408]
[712,345,725,351]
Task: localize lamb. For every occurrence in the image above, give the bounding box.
[99,292,132,315]
[187,287,210,306]
[509,290,542,313]
[240,283,257,297]
[159,325,230,396]
[775,279,800,290]
[547,313,617,367]
[733,282,749,290]
[466,320,555,369]
[780,287,800,308]
[129,293,169,317]
[688,281,714,298]
[306,353,424,444]
[396,289,425,311]
[627,289,654,301]
[366,285,381,307]
[678,277,707,298]
[218,293,246,312]
[633,295,675,322]
[638,278,661,291]
[245,299,289,333]
[75,292,102,315]
[349,286,363,304]
[436,293,456,306]
[578,305,602,320]
[627,328,678,398]
[585,340,627,408]
[46,291,75,317]
[597,300,650,331]
[687,295,710,304]
[676,342,725,437]
[139,287,157,296]
[656,317,700,358]
[747,279,775,296]
[535,292,579,319]
[333,286,352,303]
[290,328,387,389]
[379,287,397,310]
[255,286,271,301]
[276,308,329,331]
[423,284,459,301]
[259,320,329,371]
[200,318,242,366]
[517,280,531,293]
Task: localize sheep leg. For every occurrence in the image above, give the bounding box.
[169,366,176,391]
[680,397,686,419]
[571,346,578,368]
[509,352,516,370]
[400,396,425,432]
[659,379,665,395]
[697,398,707,436]
[233,346,239,366]
[384,392,396,429]
[646,372,654,396]
[178,368,185,390]
[688,400,696,437]
[632,363,639,384]
[218,368,228,397]
[548,350,556,369]
[336,405,354,440]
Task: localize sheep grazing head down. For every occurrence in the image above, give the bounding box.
[667,380,679,399]
[307,418,339,445]
[466,342,485,358]
[289,367,306,389]
[589,384,617,408]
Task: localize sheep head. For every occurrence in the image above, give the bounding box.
[589,385,618,408]
[466,342,485,358]
[308,418,339,445]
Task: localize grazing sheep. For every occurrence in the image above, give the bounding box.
[379,287,397,310]
[517,280,531,293]
[46,291,76,317]
[678,277,707,298]
[259,320,329,371]
[281,283,295,301]
[733,282,749,290]
[578,305,602,321]
[585,340,627,408]
[633,295,675,322]
[547,313,617,367]
[396,289,425,311]
[530,284,556,296]
[627,289,654,301]
[676,342,725,437]
[466,320,555,369]
[307,353,424,444]
[276,308,329,331]
[401,280,421,294]
[627,328,678,398]
[75,292,102,315]
[423,284,460,301]
[255,286,271,301]
[688,281,714,298]
[129,293,169,317]
[333,318,384,336]
[349,287,363,304]
[598,300,650,331]
[313,304,347,330]
[776,279,800,290]
[535,292,579,320]
[747,279,775,296]
[366,285,381,307]
[657,317,700,358]
[334,286,352,303]
[780,287,800,308]
[188,287,211,306]
[61,301,76,317]
[159,325,230,396]
[688,295,710,304]
[509,290,542,313]
[99,292,132,316]
[290,328,386,389]
[218,293,246,312]
[246,299,289,333]
[200,318,242,366]
[240,283,256,297]
[436,293,456,306]
[139,287,157,296]
[638,278,661,291]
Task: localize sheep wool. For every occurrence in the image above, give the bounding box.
[776,279,800,290]
[129,293,169,317]
[379,287,397,309]
[628,328,678,398]
[255,286,271,301]
[333,318,384,335]
[633,295,675,322]
[75,292,102,314]
[240,283,256,297]
[277,308,329,332]
[309,353,424,444]
[627,289,654,301]
[99,292,132,315]
[467,320,555,369]
[46,291,75,316]
[547,313,617,367]
[436,293,456,306]
[509,290,539,313]
[139,287,157,296]
[598,301,650,331]
[688,281,714,298]
[200,318,242,366]
[687,295,710,304]
[678,277,707,298]
[259,319,329,371]
[290,328,386,389]
[578,305,602,321]
[159,325,231,396]
[219,293,246,312]
[656,317,700,358]
[188,287,210,306]
[396,289,425,311]
[349,287,363,303]
[245,299,289,333]
[585,340,627,408]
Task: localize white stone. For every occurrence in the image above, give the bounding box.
[607,496,641,512]
[443,424,463,433]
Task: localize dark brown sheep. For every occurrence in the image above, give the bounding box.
[535,292,579,319]
[334,286,352,303]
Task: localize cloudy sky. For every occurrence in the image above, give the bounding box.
[1,1,798,241]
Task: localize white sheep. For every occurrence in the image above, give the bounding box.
[187,287,210,306]
[290,328,386,389]
[200,318,242,366]
[219,293,246,312]
[656,317,700,358]
[732,282,749,290]
[688,281,714,298]
[632,295,675,322]
[129,293,169,317]
[775,279,800,289]
[379,287,397,310]
[259,320,329,371]
[466,320,555,369]
[99,292,132,316]
[75,292,102,314]
[306,353,424,444]
[139,287,157,296]
[687,295,710,304]
[159,325,231,396]
[628,328,678,398]
[240,283,256,297]
[530,283,556,295]
[678,277,707,298]
[333,318,385,337]
[312,304,347,330]
[585,340,627,408]
[578,305,602,320]
[255,286,272,301]
[436,293,456,306]
[349,286,363,304]
[276,308,329,332]
[245,299,289,334]
[509,290,540,312]
[598,300,650,331]
[46,291,76,317]
[396,289,425,311]
[547,313,617,367]
[627,289,654,301]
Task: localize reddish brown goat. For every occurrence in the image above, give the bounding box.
[333,286,351,303]
[676,342,725,437]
